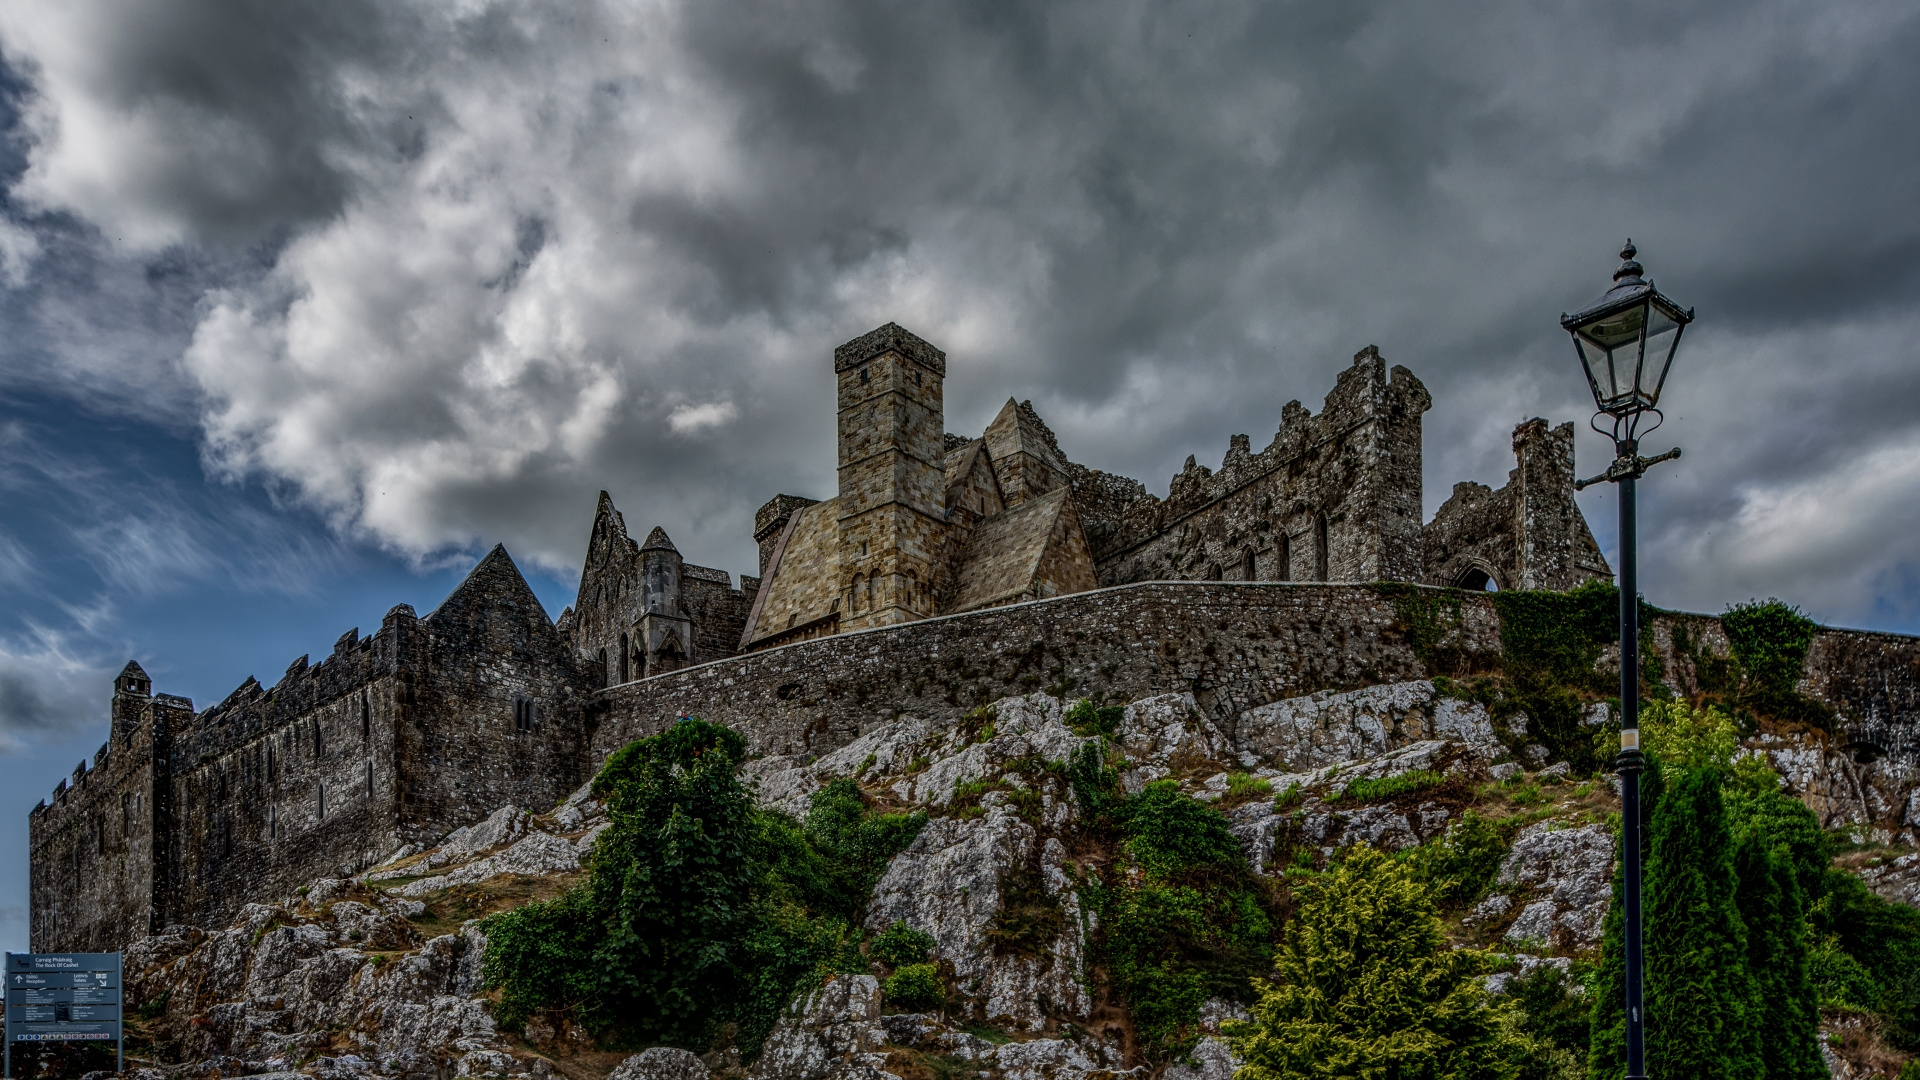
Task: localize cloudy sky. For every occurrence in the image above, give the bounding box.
[3,0,1918,950]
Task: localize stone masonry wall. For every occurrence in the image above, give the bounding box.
[592,582,1502,763]
[1086,349,1432,588]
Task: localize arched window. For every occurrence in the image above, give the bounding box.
[1276,532,1291,582]
[866,574,875,610]
[852,573,866,612]
[1457,567,1498,592]
[1314,514,1330,582]
[1242,547,1257,582]
[619,632,630,682]
[906,571,920,610]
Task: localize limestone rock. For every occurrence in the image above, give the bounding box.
[611,1047,712,1080]
[750,975,891,1080]
[863,800,1089,1030]
[1860,852,1920,908]
[1495,822,1615,948]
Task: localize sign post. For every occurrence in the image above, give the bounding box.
[5,952,123,1078]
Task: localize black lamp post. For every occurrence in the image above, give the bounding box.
[1561,240,1692,1080]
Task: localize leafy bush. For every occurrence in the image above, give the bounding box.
[871,921,937,967]
[1508,964,1590,1080]
[482,719,924,1057]
[1334,769,1443,803]
[1226,845,1525,1080]
[883,963,945,1012]
[1092,781,1274,1057]
[1064,698,1126,737]
[1067,738,1124,822]
[1273,782,1303,808]
[1400,811,1513,908]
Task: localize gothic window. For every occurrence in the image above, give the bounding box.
[266,744,275,784]
[314,720,323,759]
[1314,514,1330,582]
[121,792,131,839]
[860,366,869,385]
[1242,547,1257,582]
[317,784,326,821]
[1457,567,1497,592]
[619,632,630,682]
[1207,563,1222,581]
[1276,533,1291,582]
[514,697,536,735]
[598,648,609,688]
[852,573,866,612]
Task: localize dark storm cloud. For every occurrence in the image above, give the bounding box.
[1,0,1917,629]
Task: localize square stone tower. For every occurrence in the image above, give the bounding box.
[834,323,950,629]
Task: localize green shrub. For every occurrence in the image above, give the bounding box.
[884,963,945,1012]
[1400,811,1512,908]
[1509,963,1591,1080]
[1334,769,1444,803]
[1065,698,1126,737]
[482,719,923,1057]
[871,921,937,967]
[1226,845,1525,1080]
[1092,781,1273,1058]
[1272,782,1303,809]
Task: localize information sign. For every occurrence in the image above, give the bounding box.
[4,953,122,1077]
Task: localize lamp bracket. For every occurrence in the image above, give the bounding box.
[1575,446,1682,490]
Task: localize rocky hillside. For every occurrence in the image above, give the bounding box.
[70,681,1920,1080]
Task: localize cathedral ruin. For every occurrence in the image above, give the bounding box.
[31,321,1623,951]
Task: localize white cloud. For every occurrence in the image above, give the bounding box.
[3,0,1918,631]
[668,400,739,435]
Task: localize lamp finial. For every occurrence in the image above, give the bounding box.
[1614,240,1644,284]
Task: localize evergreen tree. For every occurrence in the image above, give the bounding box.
[1643,766,1763,1080]
[1731,829,1823,1080]
[1227,845,1528,1080]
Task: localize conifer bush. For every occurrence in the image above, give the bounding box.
[1226,845,1527,1080]
[480,718,925,1056]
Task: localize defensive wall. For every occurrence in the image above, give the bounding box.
[590,580,1920,782]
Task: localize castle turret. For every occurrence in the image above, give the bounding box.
[834,323,950,628]
[638,527,692,675]
[112,661,151,744]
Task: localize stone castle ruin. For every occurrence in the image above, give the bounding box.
[36,322,1911,955]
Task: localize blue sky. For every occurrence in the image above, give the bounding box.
[4,0,1920,954]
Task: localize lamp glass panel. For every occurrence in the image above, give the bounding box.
[1576,302,1646,405]
[1640,305,1681,405]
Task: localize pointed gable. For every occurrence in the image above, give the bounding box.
[640,526,678,554]
[944,438,1005,521]
[425,544,562,650]
[982,399,1069,507]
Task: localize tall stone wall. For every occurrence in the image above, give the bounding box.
[1422,418,1611,591]
[1085,349,1433,588]
[591,582,1501,762]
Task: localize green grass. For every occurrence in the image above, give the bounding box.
[1332,769,1445,803]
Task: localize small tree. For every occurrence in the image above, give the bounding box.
[1731,829,1823,1080]
[1227,845,1527,1080]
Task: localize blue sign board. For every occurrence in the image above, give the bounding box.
[4,953,122,1077]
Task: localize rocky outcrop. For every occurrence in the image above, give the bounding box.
[102,681,1916,1080]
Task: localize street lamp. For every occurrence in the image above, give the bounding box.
[1562,240,1692,1080]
